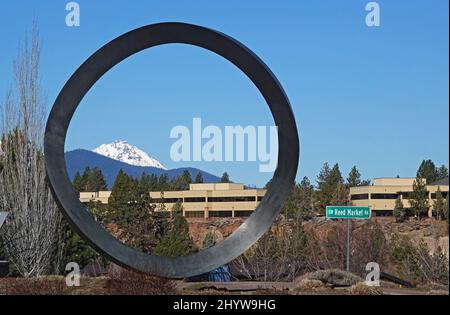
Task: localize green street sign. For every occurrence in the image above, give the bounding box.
[326,206,371,219]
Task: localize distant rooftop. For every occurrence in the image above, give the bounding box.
[189,183,245,191]
[429,177,449,186]
[372,178,419,186]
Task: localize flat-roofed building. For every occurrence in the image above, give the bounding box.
[78,183,266,219]
[149,183,266,219]
[79,191,111,204]
[350,177,449,217]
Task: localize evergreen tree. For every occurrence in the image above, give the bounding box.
[416,160,438,184]
[393,197,406,222]
[62,220,98,268]
[330,183,349,206]
[220,172,231,183]
[432,188,445,220]
[283,177,315,220]
[169,175,184,191]
[181,170,192,189]
[109,170,139,207]
[91,167,107,191]
[346,166,362,187]
[78,166,108,191]
[158,173,170,191]
[316,163,343,214]
[81,166,91,191]
[154,210,196,257]
[436,165,449,181]
[72,171,84,194]
[410,177,429,219]
[194,172,204,184]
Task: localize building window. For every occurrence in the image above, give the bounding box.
[257,196,264,202]
[151,198,182,203]
[431,192,448,199]
[370,193,398,200]
[234,210,253,217]
[208,196,256,202]
[400,192,413,199]
[184,197,206,202]
[209,211,232,218]
[350,194,369,200]
[184,211,204,218]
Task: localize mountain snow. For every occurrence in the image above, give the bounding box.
[93,140,167,169]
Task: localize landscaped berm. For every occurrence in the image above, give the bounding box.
[0,217,448,295]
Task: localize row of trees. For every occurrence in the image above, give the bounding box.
[73,167,232,194]
[279,164,371,219]
[282,160,448,221]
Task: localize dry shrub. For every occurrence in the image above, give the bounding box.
[307,221,389,277]
[350,282,383,295]
[106,266,177,295]
[294,279,325,293]
[2,276,67,295]
[296,269,362,287]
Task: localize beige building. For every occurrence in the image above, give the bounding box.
[79,191,111,204]
[349,177,449,217]
[79,183,266,219]
[150,183,266,219]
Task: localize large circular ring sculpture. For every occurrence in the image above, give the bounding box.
[44,22,299,278]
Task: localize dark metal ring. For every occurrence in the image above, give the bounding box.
[44,22,299,278]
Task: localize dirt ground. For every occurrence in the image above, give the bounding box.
[0,276,447,295]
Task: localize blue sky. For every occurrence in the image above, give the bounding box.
[0,0,448,187]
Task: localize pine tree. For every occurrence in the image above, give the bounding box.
[154,211,196,257]
[194,172,204,184]
[393,198,406,222]
[181,170,192,189]
[158,173,170,191]
[283,177,315,220]
[81,166,91,191]
[72,171,84,194]
[330,183,349,206]
[78,166,108,191]
[436,165,449,181]
[432,188,445,220]
[92,167,108,191]
[416,160,438,184]
[410,177,429,220]
[109,170,138,208]
[316,163,343,214]
[346,166,362,187]
[220,172,231,183]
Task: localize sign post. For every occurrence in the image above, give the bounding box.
[326,206,371,272]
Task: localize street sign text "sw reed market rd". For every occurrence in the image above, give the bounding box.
[326,206,371,219]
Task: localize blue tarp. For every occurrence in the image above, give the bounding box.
[209,265,231,282]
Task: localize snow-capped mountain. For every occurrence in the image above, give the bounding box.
[93,140,167,169]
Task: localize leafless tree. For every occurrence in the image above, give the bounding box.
[0,24,63,277]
